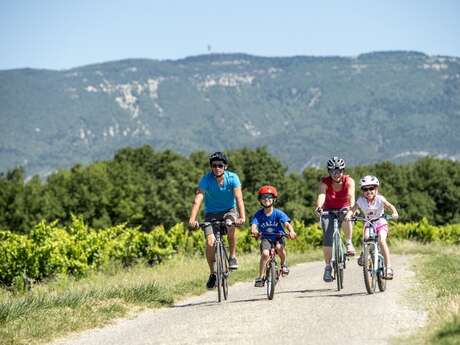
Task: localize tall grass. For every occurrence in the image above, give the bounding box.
[394,242,460,345]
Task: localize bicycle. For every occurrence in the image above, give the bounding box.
[260,233,288,300]
[321,209,349,291]
[351,215,392,294]
[199,218,233,302]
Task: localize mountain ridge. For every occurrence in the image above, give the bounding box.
[1,51,459,176]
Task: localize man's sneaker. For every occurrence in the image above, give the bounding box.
[281,265,290,275]
[228,256,238,270]
[346,242,355,256]
[206,273,216,289]
[357,253,363,266]
[254,277,265,287]
[323,266,333,282]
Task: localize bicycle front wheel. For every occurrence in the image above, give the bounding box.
[334,240,344,291]
[266,260,276,300]
[221,246,229,300]
[377,254,386,292]
[363,244,376,294]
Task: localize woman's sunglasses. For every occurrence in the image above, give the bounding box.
[361,186,376,192]
[329,169,344,175]
[211,163,225,168]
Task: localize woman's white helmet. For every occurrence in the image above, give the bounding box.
[360,175,380,188]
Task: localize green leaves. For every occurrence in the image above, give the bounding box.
[2,216,458,287]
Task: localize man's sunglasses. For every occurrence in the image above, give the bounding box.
[361,186,376,192]
[211,163,225,168]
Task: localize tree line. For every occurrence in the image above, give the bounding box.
[1,145,459,234]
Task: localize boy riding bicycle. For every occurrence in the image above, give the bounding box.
[251,185,296,287]
[345,175,398,279]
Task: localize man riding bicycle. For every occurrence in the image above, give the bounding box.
[188,152,246,289]
[315,156,356,282]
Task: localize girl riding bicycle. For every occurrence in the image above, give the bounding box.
[345,175,398,279]
[251,185,296,287]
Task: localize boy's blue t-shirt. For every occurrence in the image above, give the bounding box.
[251,208,291,240]
[198,171,241,213]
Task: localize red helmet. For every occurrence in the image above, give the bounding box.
[257,185,278,199]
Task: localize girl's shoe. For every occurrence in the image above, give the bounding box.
[281,265,290,275]
[384,267,394,280]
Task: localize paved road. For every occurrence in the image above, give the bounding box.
[52,255,426,345]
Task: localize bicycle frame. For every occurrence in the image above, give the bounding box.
[321,209,348,291]
[352,215,389,294]
[200,219,233,302]
[261,234,287,300]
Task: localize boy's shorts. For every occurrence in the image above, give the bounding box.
[260,237,286,253]
[203,208,238,237]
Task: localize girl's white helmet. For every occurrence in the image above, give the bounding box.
[360,175,380,188]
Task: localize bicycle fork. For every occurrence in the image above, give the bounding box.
[369,242,379,274]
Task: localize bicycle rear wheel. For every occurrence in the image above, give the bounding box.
[363,244,376,294]
[221,246,229,300]
[377,254,386,292]
[266,260,276,300]
[215,244,224,302]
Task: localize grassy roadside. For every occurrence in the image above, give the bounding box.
[0,250,322,345]
[392,241,460,345]
[2,241,459,345]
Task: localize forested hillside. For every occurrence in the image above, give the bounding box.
[1,145,459,234]
[1,51,460,176]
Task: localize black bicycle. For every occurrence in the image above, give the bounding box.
[321,209,348,291]
[352,215,392,294]
[261,233,288,300]
[199,219,233,302]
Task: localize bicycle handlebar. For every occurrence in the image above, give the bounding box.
[320,208,349,217]
[198,219,236,229]
[351,214,394,223]
[259,233,288,239]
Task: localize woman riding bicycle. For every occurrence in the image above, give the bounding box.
[188,152,246,289]
[315,156,356,282]
[345,175,398,279]
[251,185,296,287]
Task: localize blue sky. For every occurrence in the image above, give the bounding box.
[1,0,459,70]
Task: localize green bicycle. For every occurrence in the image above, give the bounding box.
[321,209,348,291]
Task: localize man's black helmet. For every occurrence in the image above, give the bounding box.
[209,151,228,165]
[327,156,346,170]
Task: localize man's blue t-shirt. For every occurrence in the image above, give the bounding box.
[198,171,241,213]
[251,208,290,240]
